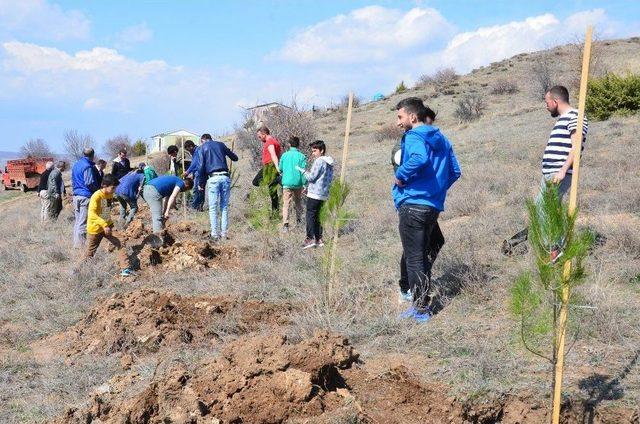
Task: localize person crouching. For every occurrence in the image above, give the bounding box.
[86,174,133,277]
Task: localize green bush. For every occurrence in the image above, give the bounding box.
[395,81,407,94]
[586,73,640,120]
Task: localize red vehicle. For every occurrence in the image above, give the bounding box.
[1,157,54,192]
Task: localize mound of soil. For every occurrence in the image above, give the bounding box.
[55,331,359,424]
[61,289,291,357]
[121,217,238,274]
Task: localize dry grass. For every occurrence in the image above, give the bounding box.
[3,39,640,422]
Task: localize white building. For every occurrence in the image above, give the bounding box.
[150,130,199,153]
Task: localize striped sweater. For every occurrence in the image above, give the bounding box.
[541,109,588,175]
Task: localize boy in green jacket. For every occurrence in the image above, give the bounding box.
[279,136,307,232]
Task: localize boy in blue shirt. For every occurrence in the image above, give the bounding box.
[142,175,193,233]
[393,97,461,322]
[114,169,145,228]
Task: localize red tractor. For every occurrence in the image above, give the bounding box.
[1,157,54,192]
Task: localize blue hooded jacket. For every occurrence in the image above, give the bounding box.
[71,156,100,198]
[392,125,461,211]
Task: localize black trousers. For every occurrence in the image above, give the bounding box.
[398,203,440,312]
[306,197,324,241]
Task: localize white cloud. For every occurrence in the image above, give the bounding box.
[115,22,153,49]
[0,0,90,41]
[83,97,103,110]
[274,6,455,64]
[437,14,560,71]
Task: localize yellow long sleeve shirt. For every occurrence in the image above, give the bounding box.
[87,189,114,235]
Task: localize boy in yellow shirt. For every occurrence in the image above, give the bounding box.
[86,174,133,276]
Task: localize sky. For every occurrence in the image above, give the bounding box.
[0,0,639,153]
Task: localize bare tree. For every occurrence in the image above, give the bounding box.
[103,134,132,159]
[20,138,53,158]
[235,100,317,167]
[64,130,94,161]
[531,54,556,100]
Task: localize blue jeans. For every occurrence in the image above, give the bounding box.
[207,175,231,237]
[191,186,205,210]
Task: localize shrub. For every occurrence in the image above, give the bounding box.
[395,81,408,94]
[454,93,486,122]
[531,55,556,100]
[103,135,132,159]
[148,153,170,174]
[340,94,361,109]
[416,67,458,89]
[490,79,519,95]
[20,138,53,158]
[586,73,640,121]
[131,139,148,157]
[373,124,404,143]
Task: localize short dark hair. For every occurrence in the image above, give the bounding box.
[184,140,196,149]
[395,97,433,123]
[257,126,270,135]
[101,173,119,188]
[167,145,179,155]
[182,177,194,190]
[309,140,326,155]
[83,148,95,158]
[118,149,127,155]
[548,85,570,103]
[97,159,106,166]
[200,133,212,141]
[289,136,300,148]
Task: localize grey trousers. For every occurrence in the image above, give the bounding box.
[73,196,90,247]
[537,173,572,204]
[142,185,164,233]
[39,191,50,222]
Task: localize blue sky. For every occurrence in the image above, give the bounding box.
[0,0,638,153]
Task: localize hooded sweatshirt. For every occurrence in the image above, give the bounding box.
[392,125,461,211]
[303,156,334,201]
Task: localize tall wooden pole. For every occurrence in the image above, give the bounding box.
[551,25,592,424]
[228,138,236,173]
[327,92,354,299]
[181,136,187,219]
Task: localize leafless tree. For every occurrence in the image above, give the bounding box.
[20,138,53,158]
[64,130,94,161]
[103,134,132,159]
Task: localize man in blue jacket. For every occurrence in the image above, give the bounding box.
[195,133,238,240]
[71,148,101,247]
[393,97,461,322]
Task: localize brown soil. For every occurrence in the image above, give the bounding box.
[120,216,239,275]
[54,331,358,424]
[51,331,639,424]
[56,289,291,357]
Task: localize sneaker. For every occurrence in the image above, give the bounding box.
[120,268,134,277]
[399,306,416,319]
[282,224,289,233]
[413,309,432,323]
[302,238,317,250]
[316,238,325,247]
[398,290,412,304]
[550,246,564,264]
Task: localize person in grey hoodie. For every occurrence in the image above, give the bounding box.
[296,140,334,249]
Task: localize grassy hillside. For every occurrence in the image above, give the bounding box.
[1,38,639,423]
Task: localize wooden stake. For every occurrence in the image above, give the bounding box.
[181,136,187,219]
[228,137,236,173]
[327,92,354,298]
[552,25,592,424]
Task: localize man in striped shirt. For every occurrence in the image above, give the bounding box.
[540,85,588,200]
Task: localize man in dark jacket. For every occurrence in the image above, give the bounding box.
[47,161,66,220]
[111,149,131,180]
[71,148,101,247]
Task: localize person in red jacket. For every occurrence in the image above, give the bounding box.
[257,126,282,214]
